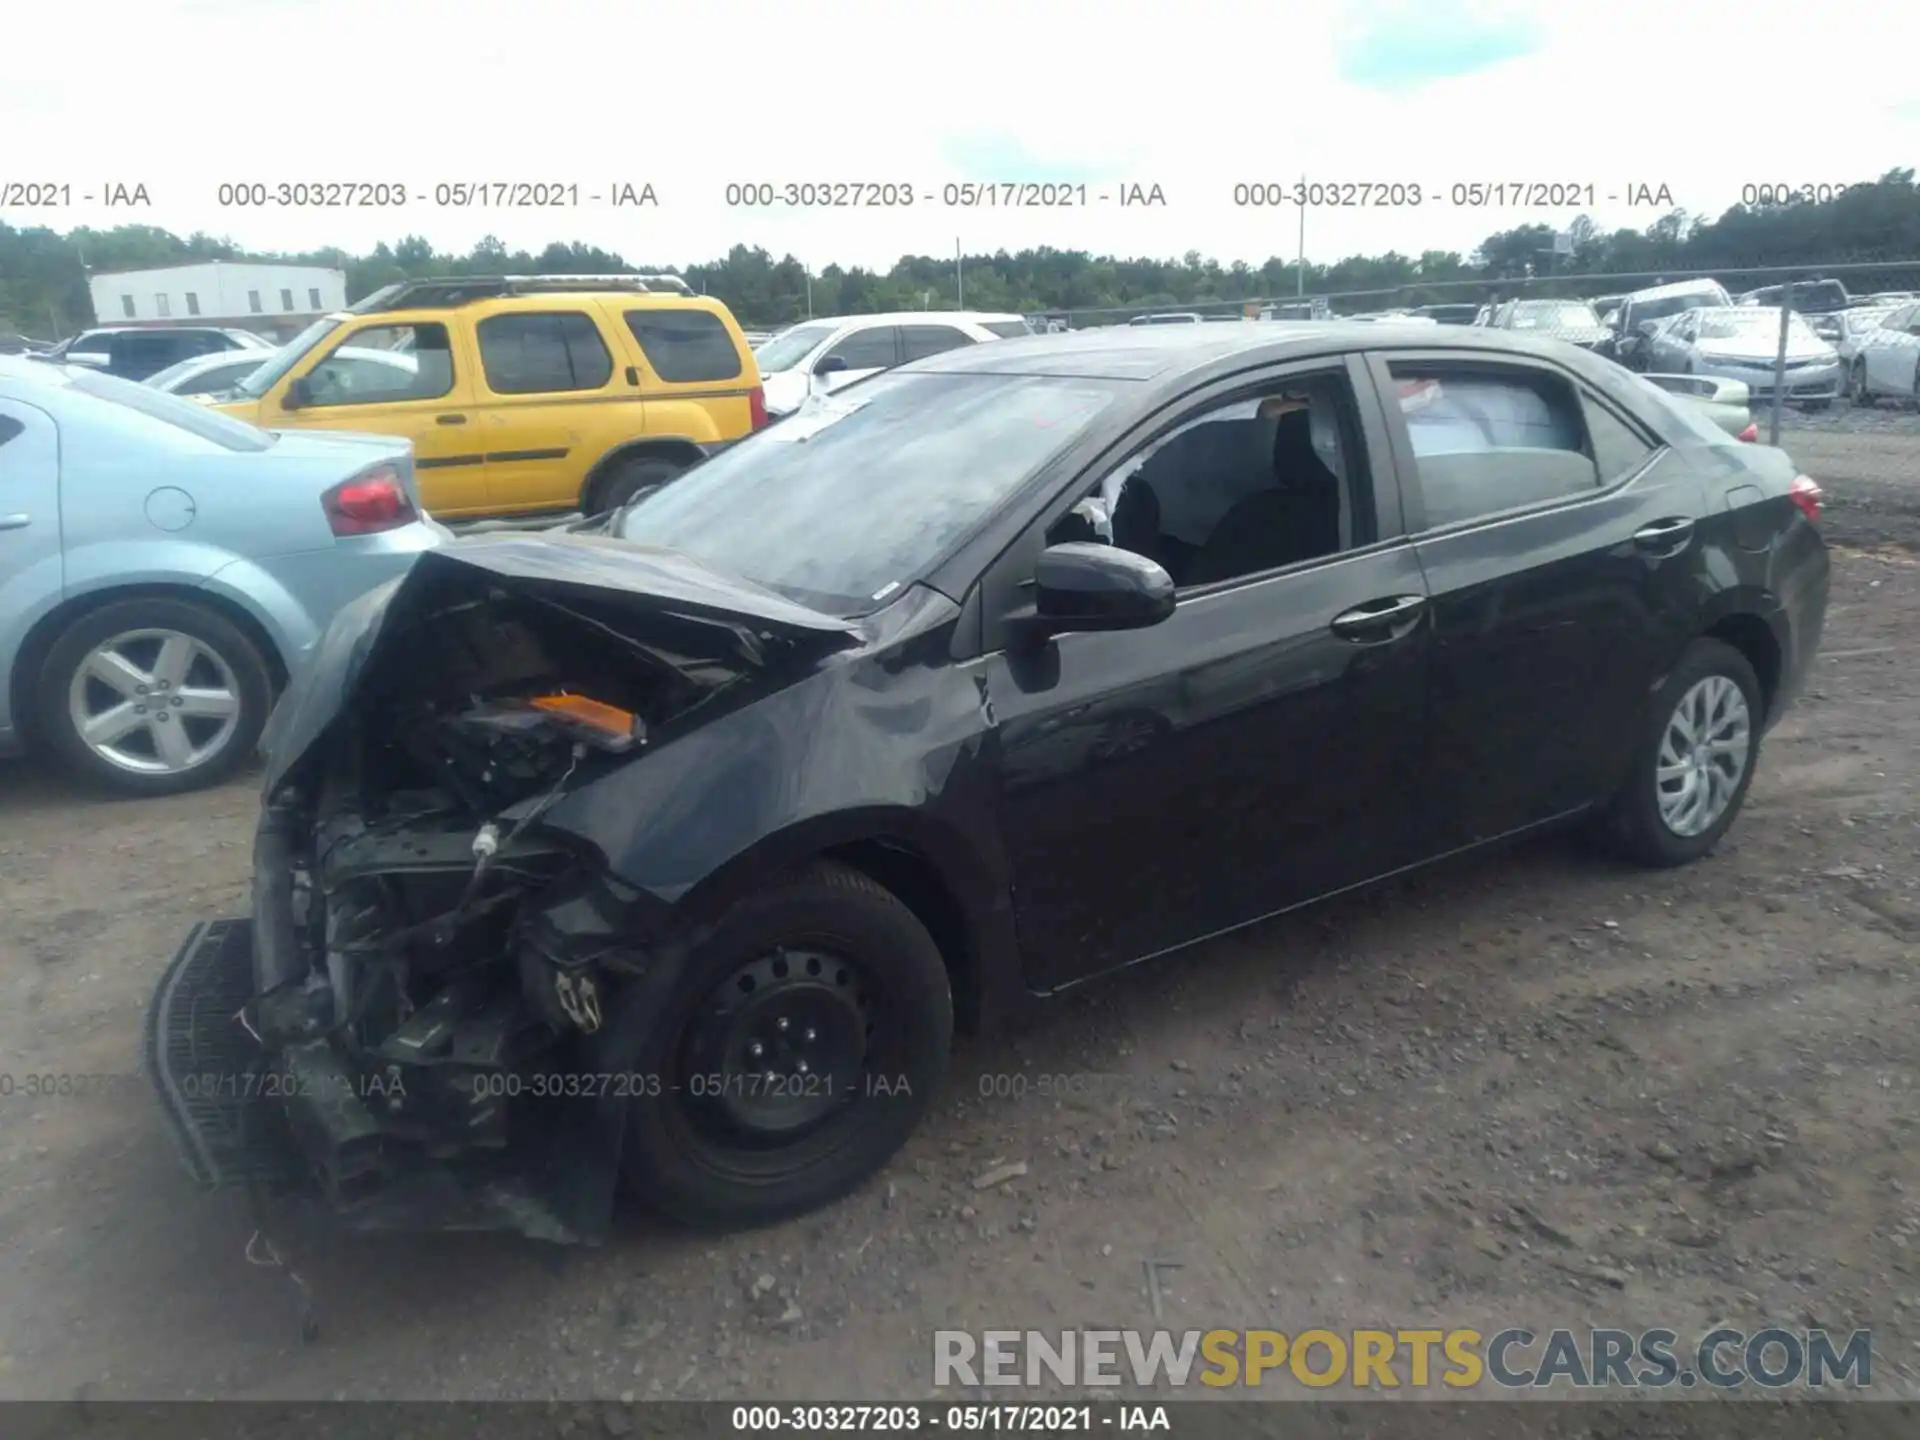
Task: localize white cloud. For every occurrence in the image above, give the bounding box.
[4,0,1914,276]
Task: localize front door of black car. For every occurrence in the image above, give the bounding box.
[1363,353,1698,852]
[978,359,1433,992]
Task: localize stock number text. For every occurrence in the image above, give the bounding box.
[0,1071,144,1099]
[725,182,917,207]
[1742,182,1861,206]
[217,182,408,208]
[1234,181,1423,207]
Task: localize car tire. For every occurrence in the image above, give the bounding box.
[1598,638,1764,870]
[1800,398,1831,412]
[587,455,686,516]
[609,861,953,1229]
[35,596,272,797]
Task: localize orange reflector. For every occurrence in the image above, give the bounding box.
[530,693,638,743]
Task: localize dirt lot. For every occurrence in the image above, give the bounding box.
[2,411,1918,1406]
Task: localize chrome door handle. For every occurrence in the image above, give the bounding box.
[1633,517,1694,550]
[1330,594,1426,640]
[0,513,30,531]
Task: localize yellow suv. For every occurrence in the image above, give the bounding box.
[212,275,768,518]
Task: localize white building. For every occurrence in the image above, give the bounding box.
[87,262,348,339]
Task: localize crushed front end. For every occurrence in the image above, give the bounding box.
[143,537,859,1241]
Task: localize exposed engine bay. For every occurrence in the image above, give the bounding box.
[243,579,795,1238]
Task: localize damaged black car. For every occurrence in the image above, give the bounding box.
[146,323,1828,1248]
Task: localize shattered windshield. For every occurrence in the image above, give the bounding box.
[615,371,1122,615]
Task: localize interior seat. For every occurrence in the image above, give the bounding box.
[1183,409,1342,585]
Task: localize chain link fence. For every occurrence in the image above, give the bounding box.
[1034,260,1920,445]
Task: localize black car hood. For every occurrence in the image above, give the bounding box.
[260,533,863,792]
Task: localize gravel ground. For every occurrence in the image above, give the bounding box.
[2,416,1918,1408]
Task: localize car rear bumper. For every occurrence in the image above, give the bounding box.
[1769,530,1831,729]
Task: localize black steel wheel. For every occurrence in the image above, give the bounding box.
[607,861,952,1228]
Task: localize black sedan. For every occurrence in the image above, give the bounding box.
[148,323,1830,1244]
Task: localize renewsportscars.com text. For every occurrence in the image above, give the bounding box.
[934,1327,1872,1390]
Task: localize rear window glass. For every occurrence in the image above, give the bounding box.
[63,366,276,450]
[624,308,744,384]
[982,320,1032,339]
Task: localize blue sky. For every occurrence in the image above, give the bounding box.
[1335,2,1545,91]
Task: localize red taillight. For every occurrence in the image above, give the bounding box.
[323,467,416,536]
[1788,474,1822,524]
[1737,422,1758,442]
[748,384,769,430]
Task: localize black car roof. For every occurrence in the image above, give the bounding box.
[905,320,1596,381]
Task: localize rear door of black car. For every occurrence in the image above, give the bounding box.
[1361,350,1702,851]
[973,354,1433,990]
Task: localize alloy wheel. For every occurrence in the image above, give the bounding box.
[66,628,243,775]
[1654,675,1752,838]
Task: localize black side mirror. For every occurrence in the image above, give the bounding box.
[1015,543,1175,642]
[284,376,314,409]
[814,355,849,377]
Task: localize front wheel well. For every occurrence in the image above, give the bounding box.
[580,439,707,513]
[9,583,287,749]
[822,838,982,1034]
[1702,612,1782,716]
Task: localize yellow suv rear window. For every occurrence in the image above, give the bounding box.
[623,309,745,383]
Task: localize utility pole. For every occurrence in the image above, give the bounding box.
[1767,279,1794,446]
[1296,173,1307,298]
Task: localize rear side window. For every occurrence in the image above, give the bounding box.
[901,325,976,361]
[822,327,900,371]
[1389,365,1600,529]
[1581,395,1660,482]
[624,308,743,383]
[477,312,614,394]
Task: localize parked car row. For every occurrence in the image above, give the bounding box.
[137,318,1830,1250]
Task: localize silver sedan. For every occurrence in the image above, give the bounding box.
[1644,307,1842,409]
[1846,300,1920,406]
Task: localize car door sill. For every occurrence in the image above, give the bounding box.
[1030,802,1598,997]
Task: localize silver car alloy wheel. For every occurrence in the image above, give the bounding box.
[1654,675,1752,838]
[66,628,243,776]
